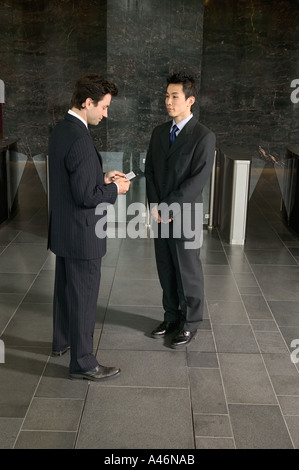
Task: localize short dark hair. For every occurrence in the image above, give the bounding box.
[70,73,118,109]
[166,72,197,99]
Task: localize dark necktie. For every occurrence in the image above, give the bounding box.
[169,124,178,147]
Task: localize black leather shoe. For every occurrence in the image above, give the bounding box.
[51,346,70,357]
[151,321,178,338]
[170,330,197,348]
[69,364,120,381]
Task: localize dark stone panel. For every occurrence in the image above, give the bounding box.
[106,0,204,152]
[3,0,297,164]
[200,0,299,164]
[0,0,108,156]
[0,0,204,157]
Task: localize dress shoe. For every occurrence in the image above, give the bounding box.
[69,364,120,381]
[51,346,70,357]
[170,330,197,349]
[151,321,178,338]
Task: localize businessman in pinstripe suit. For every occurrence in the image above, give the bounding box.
[48,74,130,381]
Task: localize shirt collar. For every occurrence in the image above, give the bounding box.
[171,113,193,132]
[68,109,88,128]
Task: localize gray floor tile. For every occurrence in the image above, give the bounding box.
[108,278,163,306]
[0,227,20,244]
[95,349,188,388]
[245,248,297,265]
[100,266,117,286]
[200,250,228,265]
[288,247,299,257]
[204,275,240,301]
[254,331,289,354]
[268,300,299,327]
[218,353,277,404]
[226,253,252,274]
[0,243,49,273]
[0,293,23,333]
[23,271,55,303]
[14,430,76,449]
[203,265,231,275]
[187,351,219,368]
[101,246,122,267]
[0,273,36,294]
[189,368,227,414]
[13,225,48,244]
[233,272,258,288]
[228,404,294,449]
[213,324,259,353]
[99,305,171,351]
[193,413,232,438]
[279,326,299,353]
[262,353,299,395]
[0,418,23,449]
[241,294,273,319]
[0,348,50,417]
[35,355,88,399]
[115,257,158,279]
[76,386,194,449]
[2,302,52,347]
[22,397,84,431]
[208,300,249,324]
[250,319,278,332]
[118,237,156,259]
[251,265,299,301]
[277,395,299,416]
[202,231,223,251]
[185,329,216,352]
[195,436,235,449]
[237,286,261,295]
[284,416,299,448]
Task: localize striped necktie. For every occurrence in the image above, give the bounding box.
[169,124,178,147]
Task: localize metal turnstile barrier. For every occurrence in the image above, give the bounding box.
[212,146,252,245]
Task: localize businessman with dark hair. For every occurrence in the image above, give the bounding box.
[48,73,130,380]
[145,72,216,348]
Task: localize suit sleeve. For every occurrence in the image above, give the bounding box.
[65,136,118,208]
[145,129,160,205]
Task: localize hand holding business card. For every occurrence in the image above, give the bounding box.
[125,171,136,180]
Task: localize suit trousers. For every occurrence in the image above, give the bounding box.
[154,234,204,332]
[52,256,101,373]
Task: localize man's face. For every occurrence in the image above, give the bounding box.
[165,83,194,123]
[86,93,112,126]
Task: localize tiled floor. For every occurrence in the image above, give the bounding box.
[0,160,299,449]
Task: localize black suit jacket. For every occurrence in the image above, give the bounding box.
[47,113,117,259]
[145,116,216,238]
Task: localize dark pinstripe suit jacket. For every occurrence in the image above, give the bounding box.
[47,113,117,260]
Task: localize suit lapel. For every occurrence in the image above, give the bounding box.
[160,123,172,155]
